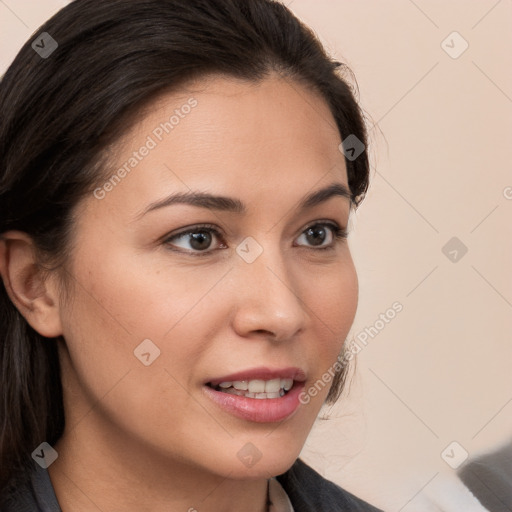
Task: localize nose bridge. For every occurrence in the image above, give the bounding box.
[231,237,307,339]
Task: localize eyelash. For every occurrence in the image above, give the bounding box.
[162,221,348,257]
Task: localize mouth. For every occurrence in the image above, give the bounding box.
[206,377,295,399]
[202,367,306,423]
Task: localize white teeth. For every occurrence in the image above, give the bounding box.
[233,380,248,390]
[247,379,266,393]
[282,378,293,391]
[265,378,281,393]
[214,377,295,397]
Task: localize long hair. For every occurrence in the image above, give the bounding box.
[0,0,370,494]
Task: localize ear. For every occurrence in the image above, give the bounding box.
[0,231,63,338]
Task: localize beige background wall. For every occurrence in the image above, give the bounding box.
[1,1,511,510]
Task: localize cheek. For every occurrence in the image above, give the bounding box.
[59,245,227,389]
[66,245,199,339]
[309,256,358,348]
[58,253,210,449]
[300,257,358,401]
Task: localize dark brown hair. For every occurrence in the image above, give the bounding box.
[0,0,370,494]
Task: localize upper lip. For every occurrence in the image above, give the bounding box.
[206,366,307,387]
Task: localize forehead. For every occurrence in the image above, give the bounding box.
[88,74,349,219]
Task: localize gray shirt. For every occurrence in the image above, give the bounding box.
[458,441,512,512]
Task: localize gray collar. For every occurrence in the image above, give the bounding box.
[31,463,294,512]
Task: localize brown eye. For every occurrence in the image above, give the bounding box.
[303,225,330,246]
[186,230,214,251]
[295,222,347,250]
[164,225,226,254]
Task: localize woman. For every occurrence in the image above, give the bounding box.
[0,0,382,510]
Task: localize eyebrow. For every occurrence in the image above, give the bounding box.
[136,182,352,219]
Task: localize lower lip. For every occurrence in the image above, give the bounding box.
[202,382,305,423]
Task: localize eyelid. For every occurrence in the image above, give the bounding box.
[163,223,220,240]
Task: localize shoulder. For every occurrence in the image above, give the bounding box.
[275,458,383,512]
[458,442,512,512]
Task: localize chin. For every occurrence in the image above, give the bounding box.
[216,439,304,480]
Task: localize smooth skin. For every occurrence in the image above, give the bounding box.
[0,73,359,512]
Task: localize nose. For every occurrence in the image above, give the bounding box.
[230,243,307,342]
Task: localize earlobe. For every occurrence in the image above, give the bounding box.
[0,231,63,338]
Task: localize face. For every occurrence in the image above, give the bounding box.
[55,74,359,479]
